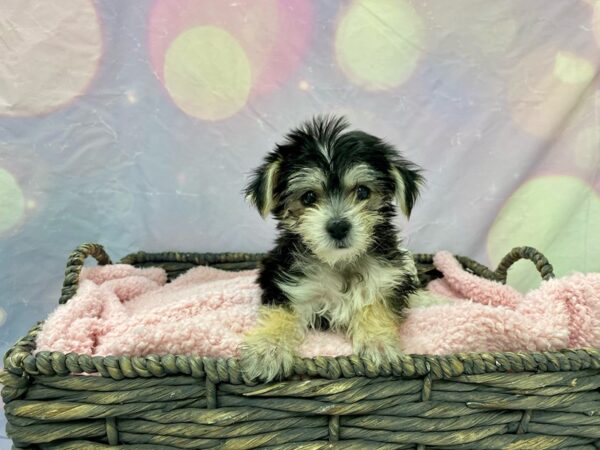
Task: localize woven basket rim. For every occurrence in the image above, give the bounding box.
[5,243,597,385]
[4,323,600,385]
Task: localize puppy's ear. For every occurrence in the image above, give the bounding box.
[244,154,281,218]
[390,159,424,218]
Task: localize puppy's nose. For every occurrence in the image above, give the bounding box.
[326,219,351,240]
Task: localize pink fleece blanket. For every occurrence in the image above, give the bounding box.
[36,252,600,357]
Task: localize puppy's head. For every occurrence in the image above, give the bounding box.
[246,115,424,266]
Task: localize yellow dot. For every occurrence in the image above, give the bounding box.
[487,176,600,292]
[164,26,252,121]
[553,52,595,85]
[335,0,423,91]
[299,80,311,91]
[0,168,25,235]
[125,91,138,104]
[26,199,36,209]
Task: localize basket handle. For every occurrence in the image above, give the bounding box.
[59,243,112,304]
[494,246,555,282]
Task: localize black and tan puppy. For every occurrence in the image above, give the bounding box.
[242,115,424,381]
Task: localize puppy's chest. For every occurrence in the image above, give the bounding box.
[279,258,405,328]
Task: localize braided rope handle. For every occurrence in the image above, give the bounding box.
[55,244,553,305]
[59,243,112,304]
[494,246,555,282]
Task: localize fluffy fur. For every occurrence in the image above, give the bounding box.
[242,115,424,380]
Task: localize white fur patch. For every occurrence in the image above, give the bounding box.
[318,142,330,162]
[278,252,416,330]
[342,164,377,189]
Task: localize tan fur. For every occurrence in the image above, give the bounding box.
[285,167,327,198]
[243,253,416,380]
[245,160,281,218]
[390,168,410,217]
[240,306,305,381]
[348,301,402,365]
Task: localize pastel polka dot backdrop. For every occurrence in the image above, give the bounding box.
[0,0,102,116]
[574,126,600,170]
[335,0,424,91]
[487,176,600,292]
[148,0,313,110]
[508,48,597,139]
[163,26,252,120]
[0,168,25,235]
[0,0,600,440]
[594,1,600,46]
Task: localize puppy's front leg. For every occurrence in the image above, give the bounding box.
[240,306,305,382]
[349,302,402,366]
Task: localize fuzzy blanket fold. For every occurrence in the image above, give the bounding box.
[36,252,600,357]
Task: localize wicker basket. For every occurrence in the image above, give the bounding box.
[2,243,600,449]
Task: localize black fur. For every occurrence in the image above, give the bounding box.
[246,115,424,327]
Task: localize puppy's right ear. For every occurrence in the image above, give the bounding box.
[244,154,281,218]
[390,159,424,219]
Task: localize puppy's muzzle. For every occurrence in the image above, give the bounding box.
[326,218,351,242]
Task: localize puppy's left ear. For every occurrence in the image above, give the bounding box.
[390,159,424,218]
[244,154,281,218]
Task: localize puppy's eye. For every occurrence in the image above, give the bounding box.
[301,190,318,206]
[356,185,370,201]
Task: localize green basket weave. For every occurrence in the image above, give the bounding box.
[2,243,599,449]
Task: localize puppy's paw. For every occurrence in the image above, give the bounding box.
[349,303,404,369]
[239,336,296,382]
[355,340,403,368]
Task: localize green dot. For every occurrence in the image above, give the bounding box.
[164,26,252,120]
[335,0,423,90]
[553,51,595,85]
[487,176,600,292]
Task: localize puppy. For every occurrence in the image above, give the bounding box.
[242,115,424,381]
